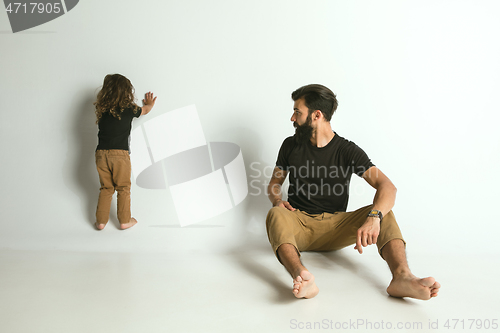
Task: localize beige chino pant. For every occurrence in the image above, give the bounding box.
[95,149,132,225]
[266,205,405,262]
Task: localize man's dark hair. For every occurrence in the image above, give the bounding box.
[291,84,338,122]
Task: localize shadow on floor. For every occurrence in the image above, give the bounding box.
[231,251,297,305]
[316,251,388,295]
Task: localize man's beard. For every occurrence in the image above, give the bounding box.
[293,114,314,145]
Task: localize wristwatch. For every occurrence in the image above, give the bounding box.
[367,209,383,222]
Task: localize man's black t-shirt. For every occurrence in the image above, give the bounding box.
[96,105,141,151]
[276,132,374,214]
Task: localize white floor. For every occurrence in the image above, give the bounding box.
[1,238,498,333]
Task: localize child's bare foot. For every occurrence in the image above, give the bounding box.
[292,270,319,299]
[387,273,440,300]
[95,222,106,230]
[120,217,137,230]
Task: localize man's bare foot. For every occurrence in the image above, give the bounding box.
[95,222,106,230]
[387,273,440,300]
[292,270,319,299]
[120,217,137,230]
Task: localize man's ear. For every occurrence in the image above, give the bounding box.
[313,110,322,120]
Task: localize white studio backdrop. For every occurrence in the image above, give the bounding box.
[0,0,498,256]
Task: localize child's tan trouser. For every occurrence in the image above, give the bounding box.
[95,149,132,225]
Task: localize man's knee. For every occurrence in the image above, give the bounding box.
[377,210,405,257]
[266,206,291,230]
[385,210,396,221]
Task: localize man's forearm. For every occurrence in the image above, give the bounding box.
[371,183,397,217]
[268,183,283,206]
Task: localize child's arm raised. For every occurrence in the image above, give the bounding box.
[141,92,157,116]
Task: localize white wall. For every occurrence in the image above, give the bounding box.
[1,0,498,256]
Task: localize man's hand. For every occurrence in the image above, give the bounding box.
[354,217,380,254]
[273,199,296,211]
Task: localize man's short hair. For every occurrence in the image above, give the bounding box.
[291,84,338,122]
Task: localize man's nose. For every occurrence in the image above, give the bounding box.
[290,113,296,122]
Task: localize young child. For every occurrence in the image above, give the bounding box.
[93,74,156,230]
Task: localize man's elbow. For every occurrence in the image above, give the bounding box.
[381,181,397,194]
[388,183,397,197]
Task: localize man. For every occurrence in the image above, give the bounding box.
[266,84,440,299]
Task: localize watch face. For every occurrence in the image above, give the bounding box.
[370,210,378,215]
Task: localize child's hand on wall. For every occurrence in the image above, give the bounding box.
[141,92,157,115]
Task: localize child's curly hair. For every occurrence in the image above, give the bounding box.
[94,74,138,123]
